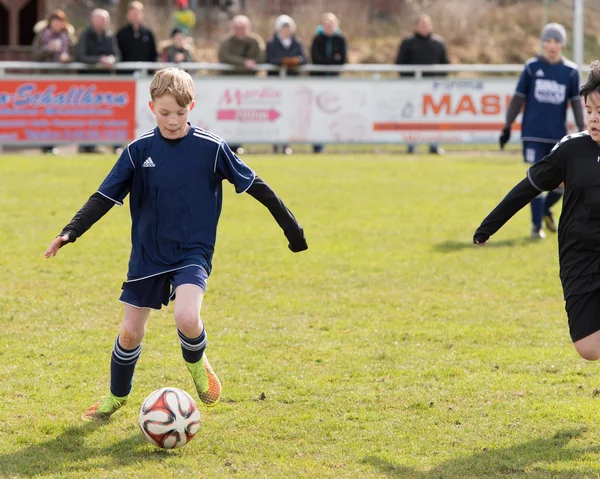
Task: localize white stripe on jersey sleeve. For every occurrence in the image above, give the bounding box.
[96,190,124,206]
[192,126,223,143]
[193,132,222,145]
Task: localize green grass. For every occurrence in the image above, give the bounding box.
[1,151,600,479]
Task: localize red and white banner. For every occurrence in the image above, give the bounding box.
[136,78,536,143]
[0,77,577,145]
[0,79,136,144]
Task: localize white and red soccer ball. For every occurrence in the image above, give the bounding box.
[138,387,200,449]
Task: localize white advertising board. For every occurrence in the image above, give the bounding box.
[135,78,577,144]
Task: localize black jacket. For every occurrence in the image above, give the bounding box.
[76,27,121,64]
[395,32,449,77]
[266,35,307,77]
[310,31,347,77]
[116,24,158,62]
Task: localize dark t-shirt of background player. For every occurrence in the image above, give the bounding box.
[527,134,600,299]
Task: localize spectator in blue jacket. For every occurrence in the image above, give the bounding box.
[266,15,307,78]
[266,15,307,155]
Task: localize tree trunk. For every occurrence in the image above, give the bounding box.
[117,0,129,29]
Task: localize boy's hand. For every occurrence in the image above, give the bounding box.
[285,225,308,253]
[499,126,511,150]
[473,232,489,246]
[45,234,71,258]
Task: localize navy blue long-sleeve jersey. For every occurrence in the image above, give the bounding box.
[98,124,255,280]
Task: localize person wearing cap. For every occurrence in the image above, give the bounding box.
[266,14,307,155]
[162,28,195,63]
[266,14,307,78]
[500,23,585,239]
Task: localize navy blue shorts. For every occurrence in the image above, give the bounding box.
[120,266,208,310]
[523,141,555,165]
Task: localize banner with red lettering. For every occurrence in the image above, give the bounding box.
[136,77,545,144]
[0,79,136,144]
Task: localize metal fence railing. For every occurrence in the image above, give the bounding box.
[1,61,583,78]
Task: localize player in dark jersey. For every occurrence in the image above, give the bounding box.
[499,23,585,239]
[44,68,308,420]
[475,61,600,361]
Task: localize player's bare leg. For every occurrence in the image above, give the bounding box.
[83,304,150,420]
[175,284,221,406]
[573,330,600,361]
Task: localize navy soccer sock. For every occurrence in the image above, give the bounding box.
[110,336,142,397]
[530,195,544,229]
[544,188,563,214]
[178,328,206,364]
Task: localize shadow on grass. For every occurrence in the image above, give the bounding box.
[433,237,534,252]
[364,429,599,478]
[0,420,171,477]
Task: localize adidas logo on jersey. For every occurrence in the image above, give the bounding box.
[142,157,155,167]
[535,69,545,77]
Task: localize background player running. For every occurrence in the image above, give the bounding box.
[45,68,308,420]
[499,23,585,239]
[475,61,600,361]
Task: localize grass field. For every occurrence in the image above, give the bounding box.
[2,151,600,479]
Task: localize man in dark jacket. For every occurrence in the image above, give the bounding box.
[75,9,121,153]
[76,9,120,70]
[395,14,449,155]
[116,1,157,73]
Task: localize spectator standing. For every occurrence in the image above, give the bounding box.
[32,9,77,155]
[395,14,449,155]
[76,9,121,153]
[116,1,158,73]
[162,28,195,63]
[172,0,196,36]
[266,14,306,77]
[218,15,265,75]
[218,15,265,154]
[266,15,307,155]
[32,9,76,64]
[76,9,120,71]
[310,12,347,154]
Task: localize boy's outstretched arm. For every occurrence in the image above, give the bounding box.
[473,178,541,245]
[44,193,115,257]
[246,176,308,252]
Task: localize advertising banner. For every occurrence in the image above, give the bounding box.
[135,78,537,144]
[0,79,136,144]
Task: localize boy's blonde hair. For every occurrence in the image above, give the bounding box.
[149,68,195,107]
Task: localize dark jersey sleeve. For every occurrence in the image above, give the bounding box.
[59,192,115,243]
[215,141,255,193]
[97,148,136,205]
[474,143,566,243]
[515,65,531,97]
[473,178,541,243]
[246,175,308,252]
[526,141,566,191]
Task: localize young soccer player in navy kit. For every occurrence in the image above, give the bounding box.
[500,23,585,239]
[475,61,600,361]
[45,68,308,420]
